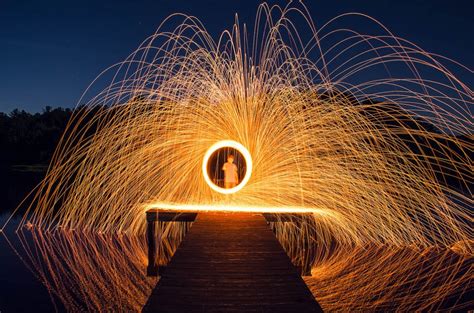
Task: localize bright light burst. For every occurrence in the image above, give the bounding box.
[201,139,253,194]
[3,2,472,311]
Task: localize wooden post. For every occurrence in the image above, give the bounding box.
[146,211,159,277]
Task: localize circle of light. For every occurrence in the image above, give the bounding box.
[202,140,253,194]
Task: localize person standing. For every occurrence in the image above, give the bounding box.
[222,154,239,188]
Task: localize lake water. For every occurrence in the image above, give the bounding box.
[1,213,472,312]
[0,170,471,311]
[0,215,189,311]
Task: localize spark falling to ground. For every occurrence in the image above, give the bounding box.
[3,2,472,311]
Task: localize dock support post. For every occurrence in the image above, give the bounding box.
[146,211,159,277]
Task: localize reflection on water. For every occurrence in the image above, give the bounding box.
[1,216,472,312]
[270,218,472,312]
[306,245,472,311]
[1,219,190,312]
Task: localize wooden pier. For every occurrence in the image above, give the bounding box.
[143,211,323,313]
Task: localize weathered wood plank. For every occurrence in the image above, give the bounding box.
[143,212,323,313]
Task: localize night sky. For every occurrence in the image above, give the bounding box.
[1,0,472,113]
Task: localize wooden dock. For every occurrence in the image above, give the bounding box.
[143,212,323,312]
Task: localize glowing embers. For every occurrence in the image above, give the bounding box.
[202,140,252,194]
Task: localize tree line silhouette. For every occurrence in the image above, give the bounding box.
[0,106,73,167]
[0,98,470,194]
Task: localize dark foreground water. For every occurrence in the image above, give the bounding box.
[1,213,472,312]
[1,223,63,312]
[0,215,172,312]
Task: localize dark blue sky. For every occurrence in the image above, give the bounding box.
[1,0,472,113]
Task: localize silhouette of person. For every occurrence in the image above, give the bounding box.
[222,154,238,189]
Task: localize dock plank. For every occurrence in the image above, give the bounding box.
[143,212,322,312]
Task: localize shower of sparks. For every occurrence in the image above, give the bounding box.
[2,2,472,311]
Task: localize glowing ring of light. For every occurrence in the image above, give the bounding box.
[202,140,252,194]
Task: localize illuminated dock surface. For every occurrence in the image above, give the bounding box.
[143,212,322,313]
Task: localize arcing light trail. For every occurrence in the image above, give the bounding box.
[2,2,472,311]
